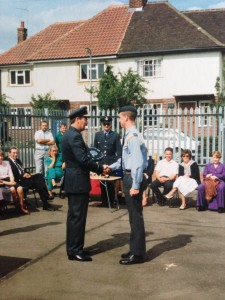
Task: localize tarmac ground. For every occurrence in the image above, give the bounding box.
[1,191,225,300]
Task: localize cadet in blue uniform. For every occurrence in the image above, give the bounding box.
[110,106,148,265]
[62,107,107,262]
[94,116,122,208]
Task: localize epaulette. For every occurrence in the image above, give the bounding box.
[124,132,143,147]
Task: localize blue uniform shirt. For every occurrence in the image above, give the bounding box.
[110,125,148,189]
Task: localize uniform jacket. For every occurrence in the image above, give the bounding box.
[62,126,103,194]
[94,130,122,165]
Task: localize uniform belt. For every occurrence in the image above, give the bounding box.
[123,170,131,174]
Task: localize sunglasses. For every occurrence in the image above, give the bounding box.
[182,155,190,158]
[103,123,110,126]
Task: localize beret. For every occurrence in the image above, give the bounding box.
[118,105,137,114]
[100,116,112,123]
[69,106,89,120]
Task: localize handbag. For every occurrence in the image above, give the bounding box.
[2,187,13,203]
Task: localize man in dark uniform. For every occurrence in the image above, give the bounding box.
[94,116,122,208]
[62,107,108,262]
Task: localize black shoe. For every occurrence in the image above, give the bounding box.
[196,206,205,212]
[48,195,54,200]
[119,254,144,265]
[121,251,131,258]
[218,207,224,213]
[43,203,55,211]
[158,200,166,206]
[68,254,92,262]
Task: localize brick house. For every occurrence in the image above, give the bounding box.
[0,0,225,118]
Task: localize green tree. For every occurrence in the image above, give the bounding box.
[0,94,11,109]
[96,65,119,110]
[87,66,148,110]
[30,92,60,109]
[212,61,225,110]
[117,68,147,107]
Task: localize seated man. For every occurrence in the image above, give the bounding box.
[150,147,178,206]
[5,146,54,211]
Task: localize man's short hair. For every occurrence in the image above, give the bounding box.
[8,146,18,153]
[40,120,48,126]
[164,147,173,154]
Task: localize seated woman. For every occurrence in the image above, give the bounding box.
[197,151,225,213]
[0,150,29,215]
[45,145,65,199]
[165,149,200,210]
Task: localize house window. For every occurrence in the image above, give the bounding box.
[10,70,31,86]
[80,63,104,80]
[138,59,162,78]
[143,104,162,128]
[11,108,32,128]
[199,101,211,126]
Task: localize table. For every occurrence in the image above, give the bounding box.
[90,175,121,210]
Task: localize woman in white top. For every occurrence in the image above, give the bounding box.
[165,149,201,210]
[0,150,29,214]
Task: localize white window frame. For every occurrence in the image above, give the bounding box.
[143,103,162,128]
[11,107,32,128]
[137,59,162,78]
[10,70,31,86]
[198,101,211,127]
[80,63,105,81]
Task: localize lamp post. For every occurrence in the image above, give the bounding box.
[85,47,93,145]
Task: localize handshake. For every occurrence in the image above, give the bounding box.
[103,165,111,175]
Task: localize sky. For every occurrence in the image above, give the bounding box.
[1,0,225,54]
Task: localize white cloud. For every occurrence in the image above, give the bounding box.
[186,6,202,10]
[209,1,225,8]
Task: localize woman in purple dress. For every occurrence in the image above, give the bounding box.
[197,151,225,213]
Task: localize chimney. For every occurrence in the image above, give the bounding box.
[129,0,147,9]
[17,21,27,44]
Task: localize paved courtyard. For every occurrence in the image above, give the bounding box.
[1,193,225,300]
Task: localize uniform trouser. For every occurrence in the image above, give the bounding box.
[34,149,48,175]
[66,193,89,256]
[100,180,115,206]
[150,179,174,202]
[123,174,146,257]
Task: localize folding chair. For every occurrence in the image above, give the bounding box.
[23,187,39,208]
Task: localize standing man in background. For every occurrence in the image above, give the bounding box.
[62,107,109,262]
[34,120,54,175]
[94,116,122,208]
[110,106,148,265]
[55,123,67,153]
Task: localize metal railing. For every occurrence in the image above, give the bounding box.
[0,106,224,170]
